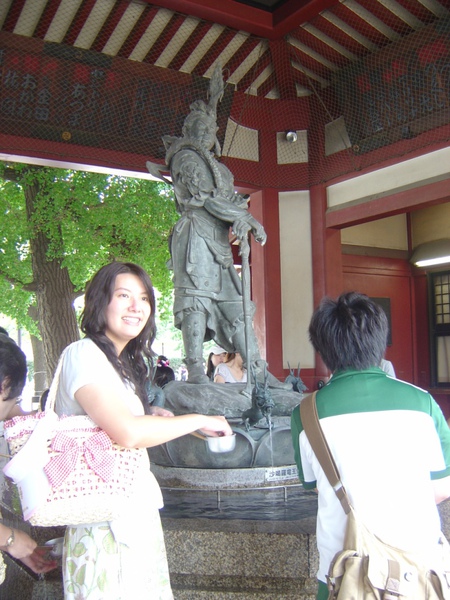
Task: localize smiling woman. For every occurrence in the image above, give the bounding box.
[104,273,152,354]
[52,261,233,600]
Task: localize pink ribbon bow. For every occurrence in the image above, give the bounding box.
[44,430,116,489]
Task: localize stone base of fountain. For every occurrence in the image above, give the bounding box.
[163,515,319,599]
[149,376,318,597]
[151,463,299,489]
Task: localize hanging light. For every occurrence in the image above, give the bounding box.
[410,239,450,267]
[285,131,298,143]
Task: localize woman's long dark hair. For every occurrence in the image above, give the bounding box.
[80,262,156,412]
[206,353,214,380]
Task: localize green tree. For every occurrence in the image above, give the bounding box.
[0,163,178,380]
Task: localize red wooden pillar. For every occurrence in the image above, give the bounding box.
[250,188,284,378]
[310,184,343,300]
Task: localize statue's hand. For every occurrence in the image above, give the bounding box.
[252,222,267,246]
[232,218,252,240]
[233,217,267,245]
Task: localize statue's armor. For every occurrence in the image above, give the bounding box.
[166,142,258,360]
[146,66,289,388]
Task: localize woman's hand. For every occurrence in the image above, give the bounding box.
[198,415,233,438]
[19,547,59,574]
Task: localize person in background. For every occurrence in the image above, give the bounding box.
[206,346,227,381]
[54,262,233,599]
[178,365,187,381]
[291,292,450,600]
[214,352,247,384]
[380,357,396,377]
[0,334,57,576]
[153,355,175,388]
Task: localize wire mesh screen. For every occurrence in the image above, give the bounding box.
[0,1,448,189]
[0,34,233,162]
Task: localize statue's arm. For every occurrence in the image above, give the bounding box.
[205,193,267,245]
[170,149,267,244]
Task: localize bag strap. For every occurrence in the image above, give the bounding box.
[45,347,69,413]
[300,391,351,515]
[301,395,408,598]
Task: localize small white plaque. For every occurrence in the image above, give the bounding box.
[265,465,298,483]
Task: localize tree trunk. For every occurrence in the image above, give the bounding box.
[28,305,48,402]
[24,169,80,378]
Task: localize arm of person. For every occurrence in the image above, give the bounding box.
[6,405,37,418]
[214,374,226,384]
[0,525,58,573]
[0,399,34,421]
[74,383,232,448]
[432,475,450,504]
[0,524,34,559]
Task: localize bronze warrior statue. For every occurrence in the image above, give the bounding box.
[147,65,286,389]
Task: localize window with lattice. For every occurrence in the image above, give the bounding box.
[429,271,450,387]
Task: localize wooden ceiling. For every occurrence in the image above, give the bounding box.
[1,0,448,100]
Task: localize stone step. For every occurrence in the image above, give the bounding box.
[3,564,315,600]
[171,575,316,599]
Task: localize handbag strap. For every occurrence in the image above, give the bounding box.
[300,391,351,515]
[45,347,69,412]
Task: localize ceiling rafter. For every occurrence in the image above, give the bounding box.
[0,0,445,103]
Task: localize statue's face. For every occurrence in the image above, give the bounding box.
[189,117,217,149]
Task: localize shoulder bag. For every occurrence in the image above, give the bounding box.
[300,391,450,599]
[2,348,148,527]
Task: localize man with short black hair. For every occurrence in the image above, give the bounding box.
[292,291,450,600]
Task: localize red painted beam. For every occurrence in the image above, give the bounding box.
[269,39,298,100]
[2,0,27,32]
[167,21,211,70]
[117,5,161,58]
[34,0,63,39]
[325,178,450,229]
[91,0,131,53]
[191,28,237,76]
[272,0,341,38]
[144,0,341,40]
[235,49,271,94]
[0,132,152,175]
[143,13,186,64]
[63,0,98,46]
[145,0,272,38]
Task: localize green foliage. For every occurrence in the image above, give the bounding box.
[0,163,178,333]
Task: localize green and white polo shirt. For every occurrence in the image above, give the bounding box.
[291,368,450,583]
